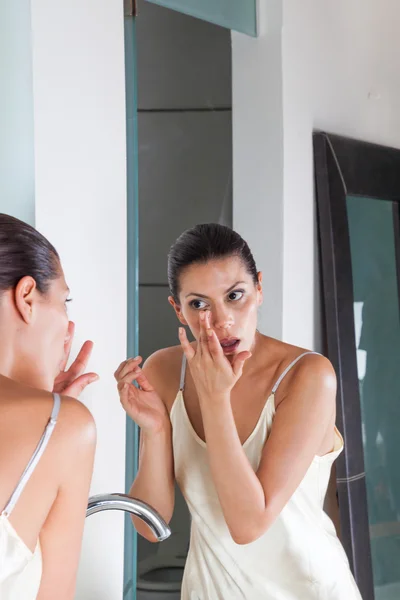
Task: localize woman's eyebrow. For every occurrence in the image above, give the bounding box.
[185,281,246,299]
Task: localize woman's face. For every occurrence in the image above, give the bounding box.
[33,269,72,378]
[169,256,263,357]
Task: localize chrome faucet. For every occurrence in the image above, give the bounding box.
[86,493,171,542]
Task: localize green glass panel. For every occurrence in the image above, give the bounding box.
[347,195,400,600]
[144,0,258,36]
[123,15,140,600]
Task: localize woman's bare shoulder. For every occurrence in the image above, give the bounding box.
[55,395,96,442]
[256,334,335,394]
[142,344,185,407]
[263,337,336,406]
[0,380,96,498]
[259,334,329,367]
[144,344,183,374]
[0,378,96,448]
[276,339,334,378]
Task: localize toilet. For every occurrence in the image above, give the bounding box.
[136,554,185,600]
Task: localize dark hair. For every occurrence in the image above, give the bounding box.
[0,213,60,296]
[168,223,258,303]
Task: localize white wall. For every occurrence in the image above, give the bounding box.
[31,1,128,598]
[0,1,35,223]
[233,0,400,350]
[232,0,284,340]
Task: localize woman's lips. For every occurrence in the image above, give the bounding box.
[219,338,240,354]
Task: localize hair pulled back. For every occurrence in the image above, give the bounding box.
[0,213,60,297]
[168,223,258,303]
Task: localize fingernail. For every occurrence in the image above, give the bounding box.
[207,329,213,337]
[179,327,184,335]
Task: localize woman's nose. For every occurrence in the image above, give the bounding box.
[211,309,234,331]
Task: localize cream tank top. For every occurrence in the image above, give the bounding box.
[0,393,61,600]
[170,353,362,600]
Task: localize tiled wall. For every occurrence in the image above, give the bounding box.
[136,0,232,563]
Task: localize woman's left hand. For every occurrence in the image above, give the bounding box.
[179,311,251,402]
[53,321,99,399]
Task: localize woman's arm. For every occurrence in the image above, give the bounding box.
[128,424,174,542]
[200,354,336,545]
[115,351,175,542]
[37,397,96,600]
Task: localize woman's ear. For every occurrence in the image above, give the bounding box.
[14,276,37,324]
[168,296,188,326]
[256,271,263,306]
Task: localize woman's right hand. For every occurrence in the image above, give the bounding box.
[114,357,169,434]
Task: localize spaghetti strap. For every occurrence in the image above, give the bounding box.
[272,352,320,394]
[179,355,187,391]
[1,393,61,517]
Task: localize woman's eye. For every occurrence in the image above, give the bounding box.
[228,290,244,302]
[190,299,207,310]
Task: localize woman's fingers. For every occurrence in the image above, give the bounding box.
[114,356,141,380]
[66,340,94,380]
[62,372,99,399]
[201,311,219,360]
[206,327,223,360]
[199,311,209,347]
[120,367,154,392]
[114,360,129,381]
[60,321,75,372]
[114,356,142,381]
[117,367,148,387]
[179,327,196,361]
[232,351,252,377]
[135,369,154,392]
[117,382,140,418]
[197,311,210,359]
[119,356,143,380]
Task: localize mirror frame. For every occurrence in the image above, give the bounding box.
[313,132,400,600]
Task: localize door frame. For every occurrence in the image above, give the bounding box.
[123,8,140,599]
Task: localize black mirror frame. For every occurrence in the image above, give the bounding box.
[313,131,400,600]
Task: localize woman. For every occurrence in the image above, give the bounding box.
[0,214,98,599]
[115,223,362,599]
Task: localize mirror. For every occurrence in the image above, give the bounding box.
[348,195,400,600]
[135,1,232,596]
[314,132,400,600]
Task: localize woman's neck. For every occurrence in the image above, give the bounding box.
[0,344,51,392]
